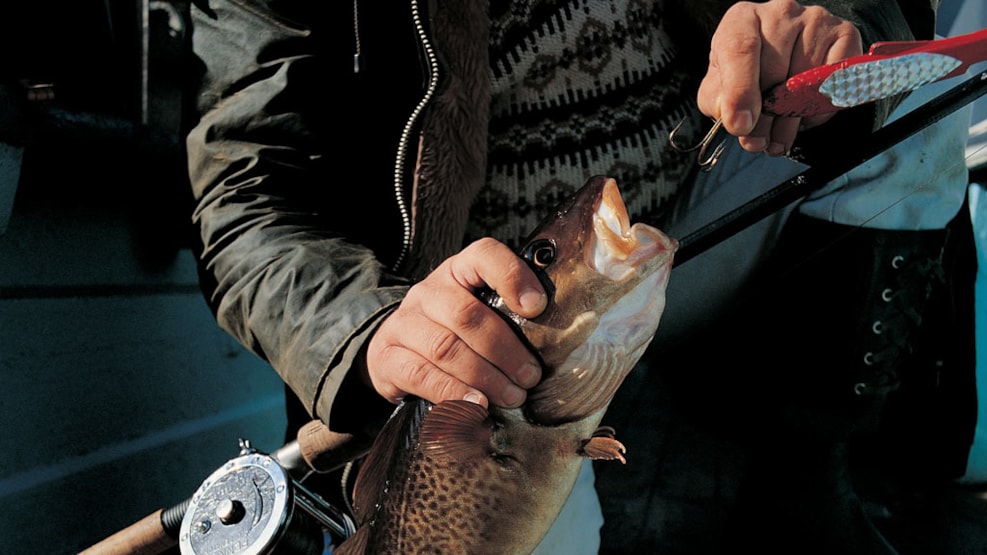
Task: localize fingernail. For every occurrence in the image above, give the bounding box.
[767,142,786,156]
[516,362,541,388]
[519,289,546,312]
[734,110,755,135]
[464,392,485,406]
[503,386,526,407]
[742,136,767,152]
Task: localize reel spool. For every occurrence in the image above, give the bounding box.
[178,442,354,555]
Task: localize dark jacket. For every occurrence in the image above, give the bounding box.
[185,0,936,436]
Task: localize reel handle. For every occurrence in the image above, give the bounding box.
[284,419,373,475]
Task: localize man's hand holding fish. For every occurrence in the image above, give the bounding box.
[363,238,547,409]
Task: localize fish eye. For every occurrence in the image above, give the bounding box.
[523,239,556,269]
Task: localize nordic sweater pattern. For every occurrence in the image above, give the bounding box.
[469,0,702,249]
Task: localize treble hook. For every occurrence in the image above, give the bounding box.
[669,117,727,171]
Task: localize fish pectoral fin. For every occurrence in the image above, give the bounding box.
[419,400,494,461]
[578,427,627,464]
[332,523,370,555]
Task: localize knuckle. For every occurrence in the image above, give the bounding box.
[500,249,530,279]
[833,23,862,47]
[448,299,488,336]
[432,380,463,404]
[715,32,760,58]
[469,237,516,265]
[462,237,501,261]
[410,360,461,404]
[402,281,433,306]
[470,236,502,251]
[801,4,834,23]
[400,357,435,392]
[724,2,757,19]
[773,0,806,19]
[369,363,408,404]
[426,327,465,364]
[378,383,405,404]
[366,349,406,401]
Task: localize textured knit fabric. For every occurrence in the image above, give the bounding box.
[471,0,703,249]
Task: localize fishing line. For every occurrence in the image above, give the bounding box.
[849,139,987,231]
[784,126,987,279]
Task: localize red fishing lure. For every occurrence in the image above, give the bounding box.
[763,27,987,117]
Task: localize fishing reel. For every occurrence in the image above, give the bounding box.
[178,439,355,555]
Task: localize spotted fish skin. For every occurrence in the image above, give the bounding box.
[335,177,677,555]
[352,400,604,554]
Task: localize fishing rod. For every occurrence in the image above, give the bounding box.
[80,420,365,555]
[673,68,987,267]
[672,26,987,266]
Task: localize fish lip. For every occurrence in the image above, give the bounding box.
[599,178,632,237]
[593,178,633,261]
[592,178,678,278]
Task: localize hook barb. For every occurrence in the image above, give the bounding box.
[669,117,727,171]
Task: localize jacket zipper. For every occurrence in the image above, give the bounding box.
[391,0,439,272]
[353,0,362,72]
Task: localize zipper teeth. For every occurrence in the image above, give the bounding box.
[392,0,439,272]
[353,0,361,72]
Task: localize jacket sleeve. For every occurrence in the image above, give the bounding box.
[815,0,937,42]
[186,0,403,433]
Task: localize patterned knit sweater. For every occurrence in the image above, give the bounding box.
[469,0,708,249]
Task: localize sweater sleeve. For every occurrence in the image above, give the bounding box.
[186,0,402,433]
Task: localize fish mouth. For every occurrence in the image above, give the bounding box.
[592,178,678,279]
[518,177,678,425]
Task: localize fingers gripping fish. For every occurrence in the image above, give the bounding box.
[334,176,678,554]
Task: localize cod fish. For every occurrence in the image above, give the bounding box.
[334,176,677,554]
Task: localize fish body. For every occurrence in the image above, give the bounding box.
[334,176,677,554]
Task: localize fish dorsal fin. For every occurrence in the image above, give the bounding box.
[332,523,370,555]
[350,400,426,523]
[419,400,493,461]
